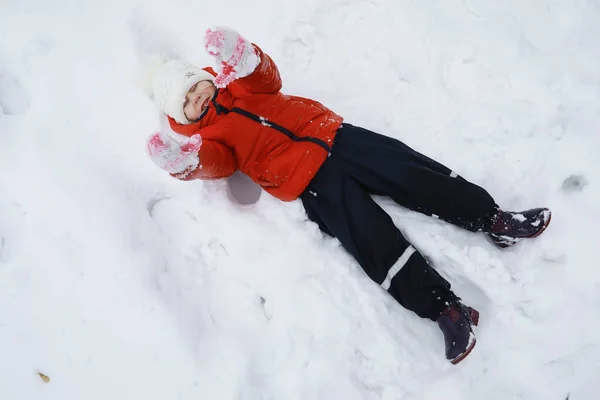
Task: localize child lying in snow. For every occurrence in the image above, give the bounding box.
[141,27,551,365]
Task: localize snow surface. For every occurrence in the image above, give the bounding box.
[1,0,599,399]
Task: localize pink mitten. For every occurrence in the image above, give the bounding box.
[146,131,202,174]
[204,27,260,88]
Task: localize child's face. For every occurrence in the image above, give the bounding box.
[183,80,216,121]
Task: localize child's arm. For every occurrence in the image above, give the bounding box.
[146,131,236,181]
[204,27,282,94]
[176,140,237,181]
[236,45,282,94]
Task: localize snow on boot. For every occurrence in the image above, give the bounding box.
[488,207,552,248]
[437,302,479,365]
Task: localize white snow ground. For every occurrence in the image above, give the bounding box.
[1,0,599,398]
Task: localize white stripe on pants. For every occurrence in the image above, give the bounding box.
[381,245,416,290]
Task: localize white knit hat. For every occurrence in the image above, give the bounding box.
[138,56,215,124]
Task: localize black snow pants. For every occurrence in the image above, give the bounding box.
[299,123,498,320]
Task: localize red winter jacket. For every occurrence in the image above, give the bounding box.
[167,45,343,202]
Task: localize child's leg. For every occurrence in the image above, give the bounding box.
[300,156,458,320]
[331,123,499,232]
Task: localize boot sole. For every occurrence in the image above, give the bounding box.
[529,210,552,239]
[491,209,552,249]
[450,307,480,365]
[451,333,476,365]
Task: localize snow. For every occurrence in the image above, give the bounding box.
[511,213,527,222]
[1,0,599,399]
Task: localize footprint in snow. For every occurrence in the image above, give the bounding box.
[560,174,588,192]
[0,73,31,115]
[146,193,171,217]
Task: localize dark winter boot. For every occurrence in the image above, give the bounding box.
[437,302,480,364]
[488,207,552,248]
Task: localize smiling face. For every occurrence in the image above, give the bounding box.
[183,80,216,121]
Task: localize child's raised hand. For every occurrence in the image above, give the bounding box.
[146,131,202,175]
[204,27,259,88]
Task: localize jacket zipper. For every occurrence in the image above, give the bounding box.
[211,95,332,154]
